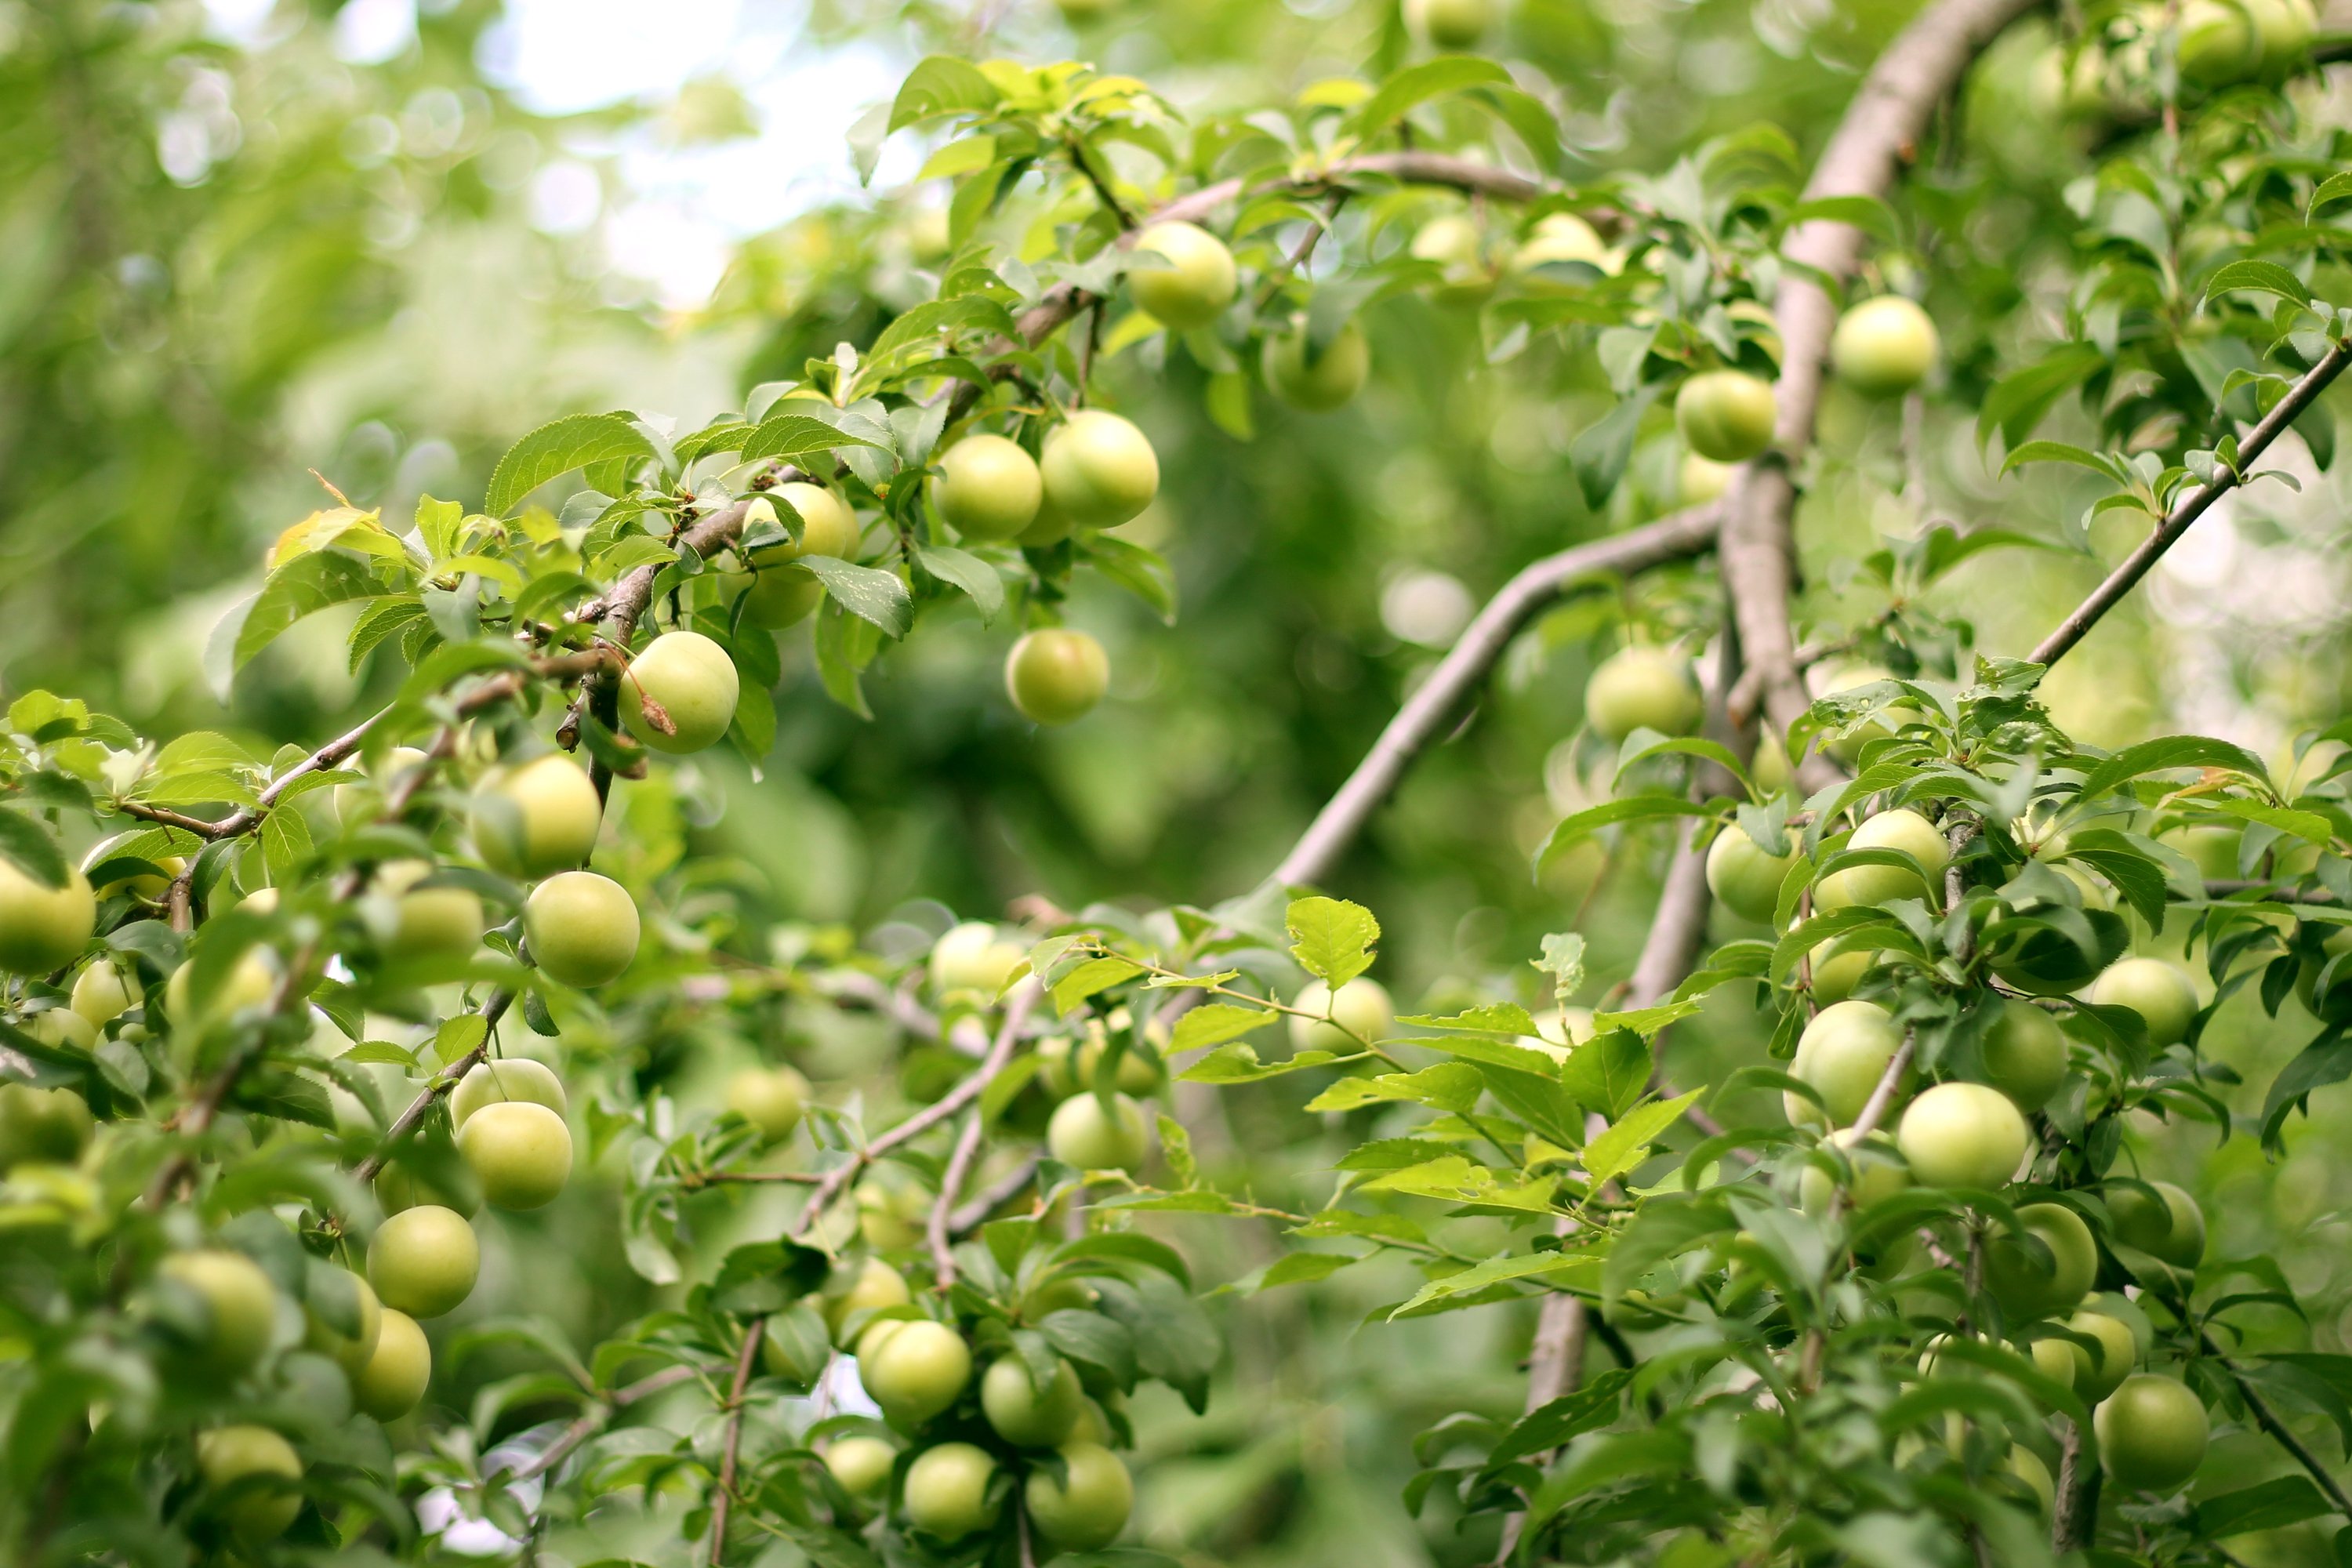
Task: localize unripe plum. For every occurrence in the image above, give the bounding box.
[0,1081,93,1170]
[859,1318,972,1425]
[826,1258,913,1343]
[1007,629,1110,726]
[0,858,95,975]
[1410,214,1492,299]
[1806,938,1878,1006]
[1795,1127,1913,1216]
[1406,0,1495,47]
[1263,321,1370,411]
[826,1435,898,1505]
[334,746,428,824]
[160,1249,281,1375]
[2006,1445,2054,1515]
[1039,1026,1160,1098]
[1706,826,1797,924]
[1024,1440,1134,1550]
[472,754,602,878]
[1980,998,2067,1111]
[379,866,485,963]
[1510,212,1610,276]
[903,1442,1000,1541]
[983,1354,1085,1447]
[1584,648,1702,742]
[1047,1091,1152,1173]
[1896,1081,2027,1190]
[2245,0,2316,68]
[1787,1000,1905,1128]
[1680,451,1734,505]
[2176,0,2259,83]
[934,434,1043,543]
[735,562,822,630]
[70,959,136,1025]
[2107,1178,2205,1268]
[622,630,739,755]
[726,1065,808,1142]
[2064,1309,2140,1402]
[2095,1374,2209,1490]
[302,1268,381,1377]
[354,1307,431,1421]
[1128,222,1236,331]
[763,484,862,562]
[1830,296,1939,397]
[1814,808,1948,910]
[931,920,1025,996]
[1675,370,1777,463]
[2088,957,2198,1047]
[368,1203,480,1319]
[1985,1201,2096,1322]
[524,871,640,989]
[449,1058,568,1131]
[456,1101,572,1210]
[27,1009,93,1051]
[1040,411,1159,530]
[196,1425,303,1543]
[166,947,277,1029]
[1288,976,1393,1054]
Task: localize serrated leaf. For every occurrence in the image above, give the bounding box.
[1388,1249,1599,1319]
[1169,1002,1277,1053]
[1354,57,1513,140]
[2077,735,2269,800]
[1287,895,1380,989]
[888,56,1000,133]
[485,414,655,517]
[798,557,911,638]
[1052,956,1142,1017]
[1581,1089,1700,1189]
[2203,259,2311,307]
[235,553,390,670]
[912,544,1004,625]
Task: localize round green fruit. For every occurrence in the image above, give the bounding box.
[735,562,822,630]
[1024,1440,1134,1551]
[2005,1445,2055,1515]
[1040,1025,1161,1098]
[1808,660,1911,765]
[826,1258,913,1343]
[726,1065,808,1142]
[2095,1374,2209,1491]
[1675,369,1777,463]
[1511,212,1610,276]
[859,1319,972,1425]
[1047,1091,1151,1173]
[1706,826,1798,924]
[160,1249,281,1375]
[70,959,136,1025]
[1007,629,1110,726]
[1128,221,1237,332]
[1830,296,1939,397]
[2089,958,2198,1047]
[0,859,95,976]
[196,1425,303,1543]
[1796,1127,1914,1215]
[1584,647,1703,742]
[1986,1202,2097,1323]
[1787,1000,1905,1129]
[367,1204,480,1319]
[1896,1081,2028,1190]
[826,1436,898,1505]
[1264,320,1371,411]
[1807,938,1878,1005]
[0,1083,93,1171]
[165,948,277,1029]
[449,1058,567,1131]
[302,1268,381,1377]
[1406,0,1495,49]
[374,1156,478,1219]
[1981,999,2068,1111]
[354,1307,430,1421]
[456,1101,572,1210]
[2107,1178,2205,1269]
[931,921,1025,995]
[26,1009,93,1052]
[903,1442,1000,1540]
[2245,0,2316,67]
[622,630,739,755]
[1410,213,1492,299]
[1680,451,1734,505]
[1987,907,2129,997]
[2027,1335,2078,1390]
[762,483,862,562]
[2176,0,2259,83]
[379,865,485,963]
[471,754,602,878]
[2063,1310,2140,1402]
[1040,411,1159,531]
[1288,976,1393,1054]
[983,1355,1086,1448]
[524,871,640,989]
[934,434,1043,543]
[1815,808,1949,911]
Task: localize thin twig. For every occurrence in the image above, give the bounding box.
[949,1152,1042,1236]
[706,1317,768,1566]
[928,1108,989,1289]
[2202,1330,2352,1519]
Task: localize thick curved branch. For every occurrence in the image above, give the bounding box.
[2030,338,2351,669]
[1275,503,1722,887]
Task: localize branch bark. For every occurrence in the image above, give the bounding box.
[927,1107,988,1288]
[706,1316,767,1566]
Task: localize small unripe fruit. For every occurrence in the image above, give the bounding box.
[622,630,739,755]
[354,1308,431,1421]
[1584,648,1703,742]
[1831,296,1939,397]
[1047,1091,1152,1173]
[2064,1310,2140,1402]
[368,1204,480,1319]
[90,849,185,902]
[385,879,485,963]
[726,1065,808,1142]
[826,1436,898,1504]
[1410,214,1491,299]
[1796,1127,1914,1215]
[826,1258,913,1343]
[303,1269,381,1377]
[1706,827,1798,924]
[166,948,278,1029]
[1815,808,1949,910]
[763,484,863,562]
[2245,0,2316,67]
[1897,1081,2028,1190]
[1263,321,1371,411]
[2089,958,2198,1048]
[1788,1000,1905,1128]
[1680,452,1734,505]
[1807,938,1877,1005]
[931,921,1025,995]
[2176,0,2259,83]
[374,1158,479,1219]
[70,960,136,1025]
[903,1443,999,1540]
[1675,370,1777,463]
[449,1058,568,1131]
[27,1009,93,1051]
[1809,660,1913,765]
[1981,999,2067,1111]
[735,563,822,629]
[472,754,602,878]
[0,1083,93,1171]
[456,1101,572,1210]
[1511,212,1610,275]
[2107,1179,2205,1269]
[1007,629,1109,726]
[2028,1335,2079,1389]
[2007,1445,2055,1515]
[334,746,428,823]
[524,871,640,989]
[1024,1440,1134,1550]
[0,859,95,975]
[1986,1202,2097,1322]
[1288,977,1393,1054]
[934,434,1043,543]
[1040,412,1159,530]
[1127,222,1236,331]
[160,1249,281,1374]
[859,1319,972,1425]
[982,1355,1086,1447]
[2096,1375,2209,1490]
[196,1425,304,1543]
[1406,0,1495,48]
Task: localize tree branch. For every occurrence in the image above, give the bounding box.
[2030,338,2352,669]
[949,1152,1042,1236]
[706,1316,767,1566]
[2203,1330,2352,1519]
[350,986,517,1185]
[927,1108,989,1289]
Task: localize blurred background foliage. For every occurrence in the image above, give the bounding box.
[9,1,2352,1563]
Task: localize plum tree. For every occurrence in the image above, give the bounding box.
[1896,1082,2028,1190]
[158,1249,281,1375]
[2095,1375,2209,1491]
[1584,647,1702,741]
[622,630,740,754]
[195,1425,304,1543]
[2107,1179,2206,1268]
[367,1204,479,1319]
[471,754,603,878]
[456,1100,572,1210]
[1038,411,1160,532]
[2088,957,2198,1047]
[1006,628,1110,725]
[1814,808,1949,909]
[1984,1202,2096,1322]
[983,1355,1086,1446]
[933,434,1043,542]
[1786,1000,1905,1128]
[1673,369,1777,462]
[725,1065,808,1142]
[524,871,641,989]
[1288,976,1392,1053]
[902,1443,1000,1540]
[858,1318,973,1425]
[1829,296,1939,396]
[1024,1440,1134,1550]
[448,1058,568,1130]
[1262,321,1371,411]
[353,1308,430,1422]
[1795,1127,1913,1216]
[0,858,93,975]
[1047,1091,1151,1172]
[1705,826,1797,924]
[1127,221,1237,329]
[1980,998,2068,1111]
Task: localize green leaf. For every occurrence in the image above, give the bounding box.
[1581,1089,1700,1189]
[2190,1476,2331,1537]
[912,544,1004,625]
[1176,1044,1352,1083]
[234,553,389,670]
[1354,57,1513,140]
[799,557,912,638]
[1286,896,1380,989]
[1388,1249,1599,1319]
[1084,535,1179,625]
[1169,1002,1277,1054]
[1996,441,2125,480]
[2077,735,2270,800]
[888,56,1000,133]
[1978,343,2104,449]
[0,809,70,890]
[1397,1004,1542,1036]
[1785,193,1900,241]
[1562,1029,1652,1121]
[1490,1368,1633,1464]
[740,412,886,466]
[1536,797,1715,873]
[1052,956,1142,1017]
[2203,259,2312,307]
[485,414,655,517]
